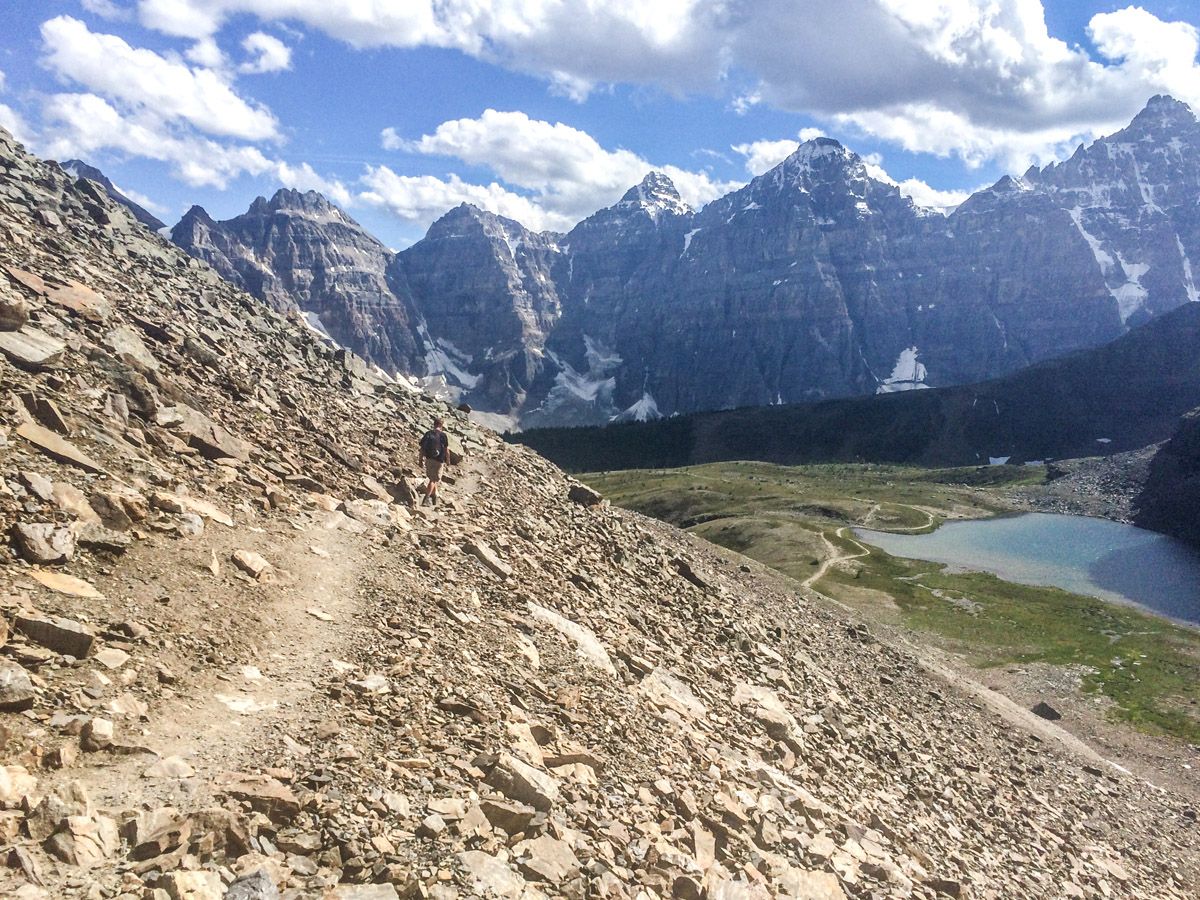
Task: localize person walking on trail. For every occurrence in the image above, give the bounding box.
[418,418,450,507]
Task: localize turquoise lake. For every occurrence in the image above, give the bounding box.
[855,513,1200,625]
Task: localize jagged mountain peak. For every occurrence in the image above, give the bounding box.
[174,204,216,228]
[779,136,857,173]
[240,188,349,222]
[430,202,517,235]
[618,171,690,215]
[1135,93,1196,125]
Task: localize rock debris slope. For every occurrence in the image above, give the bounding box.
[0,126,1196,900]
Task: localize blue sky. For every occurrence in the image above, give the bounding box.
[1,1,1199,247]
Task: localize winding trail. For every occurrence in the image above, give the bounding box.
[802,526,872,589]
[853,499,938,533]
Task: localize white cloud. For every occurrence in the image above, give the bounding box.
[111,182,169,215]
[0,70,33,145]
[38,92,338,200]
[0,105,32,146]
[832,103,1092,171]
[132,1,1200,170]
[731,90,761,115]
[40,92,275,188]
[732,139,799,176]
[895,178,971,213]
[275,160,350,206]
[240,32,292,74]
[387,109,739,229]
[798,127,826,142]
[40,16,279,142]
[81,0,130,19]
[359,167,562,232]
[185,37,226,68]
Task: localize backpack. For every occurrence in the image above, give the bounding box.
[420,429,443,460]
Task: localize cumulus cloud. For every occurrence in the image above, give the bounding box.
[240,32,292,74]
[385,109,739,230]
[0,105,32,146]
[132,0,1200,170]
[39,92,339,200]
[359,167,562,231]
[275,160,351,206]
[0,69,33,146]
[895,178,971,213]
[185,37,226,69]
[109,181,169,216]
[40,16,279,142]
[732,139,800,176]
[40,92,275,187]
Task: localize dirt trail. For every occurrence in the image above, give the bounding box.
[62,458,494,819]
[801,526,870,589]
[854,500,937,532]
[30,515,373,821]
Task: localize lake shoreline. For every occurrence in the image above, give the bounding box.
[854,512,1200,631]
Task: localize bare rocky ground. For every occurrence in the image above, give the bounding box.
[1006,449,1158,522]
[0,125,1198,900]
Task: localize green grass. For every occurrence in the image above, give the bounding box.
[586,461,1200,743]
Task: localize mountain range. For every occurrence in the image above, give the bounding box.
[149,95,1200,429]
[514,298,1200,473]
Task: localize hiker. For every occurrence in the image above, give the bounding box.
[418,417,450,506]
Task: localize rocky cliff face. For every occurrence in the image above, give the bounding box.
[168,96,1200,428]
[1135,408,1200,547]
[60,159,166,232]
[2,125,1198,899]
[394,204,565,419]
[171,188,428,376]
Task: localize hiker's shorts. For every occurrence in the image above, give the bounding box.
[424,458,444,483]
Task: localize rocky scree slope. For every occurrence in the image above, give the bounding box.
[60,160,166,234]
[0,126,1196,899]
[171,97,1200,429]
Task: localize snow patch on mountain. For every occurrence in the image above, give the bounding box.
[619,172,691,221]
[614,392,662,423]
[1177,236,1200,303]
[422,332,480,399]
[584,334,622,372]
[1112,255,1150,321]
[1069,207,1114,275]
[877,347,930,393]
[302,311,337,344]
